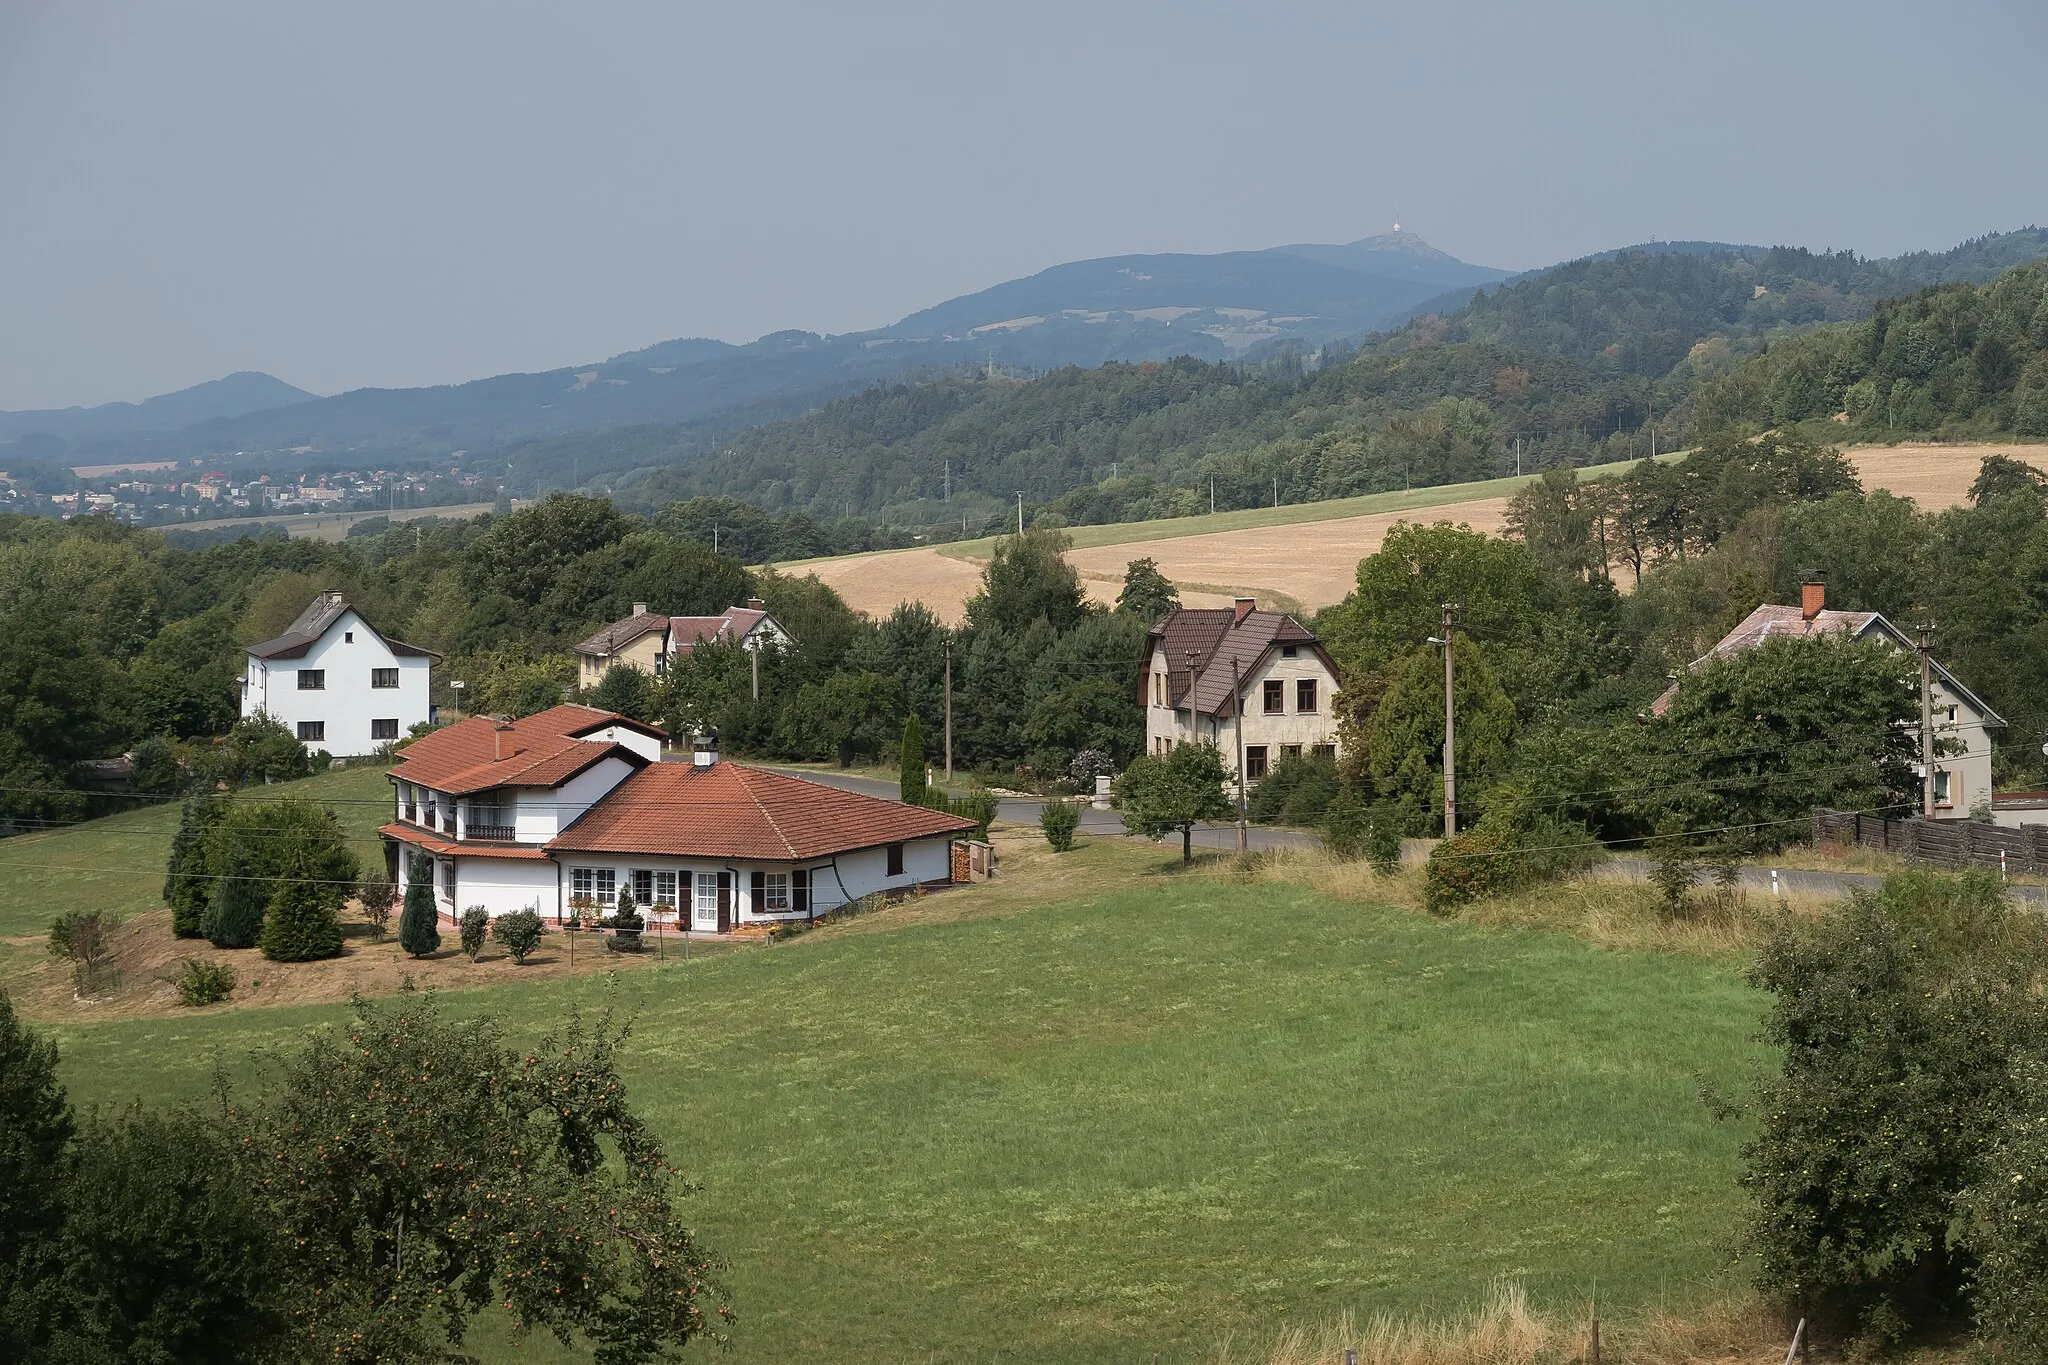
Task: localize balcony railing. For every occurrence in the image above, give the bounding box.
[440,814,456,836]
[467,824,518,842]
[402,804,418,823]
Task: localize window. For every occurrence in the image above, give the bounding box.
[344,630,354,643]
[633,869,655,904]
[1281,644,1298,658]
[1245,745,1269,781]
[296,721,325,742]
[1296,678,1318,713]
[371,718,399,741]
[1312,743,1336,761]
[653,870,680,907]
[886,843,905,876]
[1934,770,1953,806]
[372,668,399,689]
[764,872,791,911]
[440,860,456,900]
[297,669,325,690]
[1281,743,1302,760]
[1943,704,1959,724]
[1154,673,1166,706]
[1262,679,1284,714]
[572,867,616,904]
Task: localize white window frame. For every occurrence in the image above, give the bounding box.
[695,875,718,919]
[763,872,791,912]
[653,870,680,908]
[1934,770,1953,807]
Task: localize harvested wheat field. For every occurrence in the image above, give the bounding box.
[1843,440,2048,509]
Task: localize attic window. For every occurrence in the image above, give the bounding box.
[345,630,354,643]
[1281,645,1298,658]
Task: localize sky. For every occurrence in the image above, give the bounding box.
[2,0,2044,410]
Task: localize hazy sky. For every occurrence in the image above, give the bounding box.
[3,0,2043,409]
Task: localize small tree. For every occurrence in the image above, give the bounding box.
[206,844,267,951]
[47,909,121,996]
[163,796,222,938]
[491,909,546,964]
[397,852,441,959]
[1648,820,1701,920]
[1040,800,1079,852]
[608,883,643,953]
[175,958,236,1006]
[899,713,926,804]
[1115,557,1180,621]
[357,871,396,941]
[458,906,490,962]
[1113,743,1233,863]
[259,875,344,963]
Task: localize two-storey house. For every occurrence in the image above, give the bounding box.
[380,703,972,930]
[1140,599,1343,783]
[242,592,437,756]
[574,598,791,690]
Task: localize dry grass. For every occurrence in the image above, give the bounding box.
[1200,847,1839,960]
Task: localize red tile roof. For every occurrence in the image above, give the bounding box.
[389,704,657,796]
[548,763,974,861]
[380,824,552,858]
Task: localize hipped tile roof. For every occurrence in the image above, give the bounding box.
[388,704,662,796]
[548,763,974,861]
[246,591,438,661]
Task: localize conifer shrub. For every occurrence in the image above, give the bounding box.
[458,907,490,962]
[491,909,545,964]
[206,845,266,950]
[1039,799,1079,852]
[397,853,441,959]
[175,957,236,1006]
[163,796,222,938]
[259,876,344,962]
[899,713,926,804]
[606,883,643,953]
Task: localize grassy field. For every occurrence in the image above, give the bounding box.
[35,822,1769,1363]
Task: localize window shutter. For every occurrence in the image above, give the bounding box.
[793,869,810,916]
[750,870,765,910]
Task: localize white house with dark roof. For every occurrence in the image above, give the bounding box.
[573,598,791,690]
[242,592,438,756]
[1141,598,1343,782]
[1651,580,2005,819]
[381,704,973,929]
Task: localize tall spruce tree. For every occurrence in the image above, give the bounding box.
[398,853,441,959]
[206,843,266,950]
[259,876,343,963]
[162,797,219,938]
[899,712,926,804]
[0,990,72,1359]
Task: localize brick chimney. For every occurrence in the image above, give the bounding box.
[1800,577,1826,622]
[1234,596,1256,624]
[494,720,518,761]
[746,597,765,611]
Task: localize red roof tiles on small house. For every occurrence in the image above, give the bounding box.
[389,704,665,796]
[547,763,974,862]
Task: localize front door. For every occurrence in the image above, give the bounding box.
[716,871,732,933]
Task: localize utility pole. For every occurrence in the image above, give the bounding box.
[750,642,760,700]
[944,641,953,782]
[1430,604,1458,836]
[1918,625,1936,818]
[943,459,949,503]
[1015,492,1024,534]
[1209,476,1216,516]
[1272,474,1279,508]
[1233,656,1248,854]
[1516,436,1522,477]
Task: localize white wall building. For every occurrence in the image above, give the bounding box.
[242,593,437,756]
[382,704,972,929]
[1142,599,1343,781]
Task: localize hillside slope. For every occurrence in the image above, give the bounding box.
[0,371,315,442]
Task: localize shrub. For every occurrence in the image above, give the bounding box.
[490,909,545,964]
[899,713,926,804]
[1423,799,1596,915]
[175,957,235,1006]
[1423,828,1511,914]
[357,872,396,941]
[1961,1054,2048,1355]
[1321,792,1404,874]
[206,844,266,950]
[1068,748,1114,789]
[458,907,490,962]
[129,734,182,796]
[259,878,344,962]
[48,909,121,995]
[163,796,223,938]
[1040,799,1080,852]
[1741,871,2048,1342]
[1248,749,1342,826]
[397,853,441,958]
[606,885,644,953]
[201,799,358,926]
[1648,820,1701,920]
[952,789,999,843]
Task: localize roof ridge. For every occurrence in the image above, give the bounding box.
[732,765,801,860]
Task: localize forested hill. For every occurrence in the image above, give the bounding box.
[595,229,2048,529]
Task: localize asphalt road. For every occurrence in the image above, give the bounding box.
[768,768,2048,903]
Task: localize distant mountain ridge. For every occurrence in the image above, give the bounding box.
[0,371,315,443]
[0,229,1506,470]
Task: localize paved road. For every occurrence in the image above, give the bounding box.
[769,768,2048,903]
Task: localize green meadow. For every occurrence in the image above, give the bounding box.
[38,842,1768,1362]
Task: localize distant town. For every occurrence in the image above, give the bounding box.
[0,458,496,527]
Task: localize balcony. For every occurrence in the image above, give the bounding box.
[466,824,518,842]
[402,804,418,823]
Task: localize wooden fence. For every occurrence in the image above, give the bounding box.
[1812,808,2048,875]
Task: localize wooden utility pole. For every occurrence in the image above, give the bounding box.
[1439,603,1457,836]
[750,643,759,700]
[1016,492,1024,534]
[1233,656,1247,854]
[1919,625,1936,818]
[943,641,953,782]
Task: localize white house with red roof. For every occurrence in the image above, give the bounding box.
[381,703,972,930]
[1651,580,2005,819]
[573,598,790,690]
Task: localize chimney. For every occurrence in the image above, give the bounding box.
[746,597,765,611]
[632,602,649,617]
[1234,596,1256,624]
[494,720,517,761]
[1800,577,1826,623]
[692,728,719,769]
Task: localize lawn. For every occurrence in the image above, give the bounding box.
[48,858,1768,1363]
[0,764,395,938]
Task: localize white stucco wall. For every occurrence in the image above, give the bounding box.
[515,755,639,840]
[572,724,663,763]
[243,610,430,756]
[453,857,559,918]
[1143,639,1342,778]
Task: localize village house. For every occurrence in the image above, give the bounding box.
[380,703,973,929]
[242,592,438,756]
[1140,598,1342,783]
[574,598,792,690]
[1652,579,2004,819]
